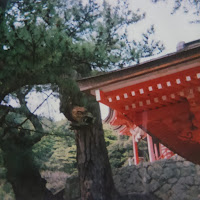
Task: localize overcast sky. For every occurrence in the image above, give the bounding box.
[100,0,200,119]
[28,0,200,120]
[128,0,200,53]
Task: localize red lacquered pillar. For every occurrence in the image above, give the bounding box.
[132,136,139,165]
[147,134,155,162]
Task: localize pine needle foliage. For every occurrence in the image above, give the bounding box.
[32,119,77,174]
[0,0,164,99]
[0,0,164,198]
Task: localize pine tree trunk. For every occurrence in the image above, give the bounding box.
[59,85,119,200]
[2,145,46,200]
[75,103,119,200]
[1,142,64,200]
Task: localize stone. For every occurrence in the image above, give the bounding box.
[186,186,200,200]
[164,159,175,164]
[180,167,194,177]
[149,179,160,192]
[194,176,200,185]
[183,161,193,167]
[113,175,121,188]
[144,173,152,184]
[151,171,161,179]
[174,181,186,190]
[176,161,183,167]
[142,162,150,168]
[159,174,168,183]
[139,168,146,177]
[177,177,188,186]
[163,167,175,179]
[171,154,185,161]
[185,176,194,185]
[195,165,200,170]
[118,187,127,195]
[170,154,178,160]
[129,183,144,193]
[196,165,200,175]
[171,184,186,199]
[112,158,200,200]
[127,176,134,184]
[121,192,162,200]
[152,163,163,178]
[174,155,185,161]
[122,169,131,179]
[174,168,181,177]
[160,184,171,193]
[168,178,178,184]
[154,159,167,167]
[165,163,177,170]
[128,171,142,185]
[147,166,154,177]
[155,192,169,200]
[142,174,151,184]
[168,194,185,200]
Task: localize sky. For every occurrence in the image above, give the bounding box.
[100,0,200,120]
[26,0,200,121]
[127,0,200,53]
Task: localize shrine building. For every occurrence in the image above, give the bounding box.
[78,39,200,165]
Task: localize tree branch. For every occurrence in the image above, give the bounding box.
[16,89,43,131]
[16,92,53,128]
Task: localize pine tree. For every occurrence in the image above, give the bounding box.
[0,0,164,199]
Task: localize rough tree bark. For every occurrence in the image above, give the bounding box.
[60,86,120,200]
[2,141,64,200]
[2,144,47,200]
[0,88,64,200]
[75,103,119,200]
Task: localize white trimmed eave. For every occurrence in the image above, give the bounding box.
[91,58,200,95]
